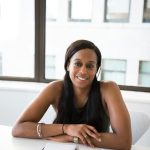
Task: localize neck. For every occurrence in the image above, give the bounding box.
[73,87,90,108]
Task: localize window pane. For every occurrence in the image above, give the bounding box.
[0,0,34,77]
[105,0,130,22]
[139,74,150,86]
[140,61,150,73]
[45,0,150,90]
[46,0,58,21]
[101,59,126,84]
[0,52,2,75]
[45,55,56,78]
[139,61,150,86]
[143,0,150,22]
[102,59,126,71]
[69,0,92,21]
[102,71,125,84]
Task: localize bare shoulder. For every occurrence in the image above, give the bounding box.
[39,80,64,104]
[100,80,120,91]
[100,80,122,103]
[46,80,63,91]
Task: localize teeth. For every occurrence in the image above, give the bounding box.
[76,76,87,80]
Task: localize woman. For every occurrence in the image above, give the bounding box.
[12,40,132,149]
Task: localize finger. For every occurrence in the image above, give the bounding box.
[84,127,99,139]
[85,128,102,142]
[86,125,98,134]
[84,135,95,148]
[78,133,87,145]
[86,129,98,139]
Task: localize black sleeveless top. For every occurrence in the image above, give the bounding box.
[53,80,110,132]
[70,99,110,132]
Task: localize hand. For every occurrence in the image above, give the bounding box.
[64,124,101,147]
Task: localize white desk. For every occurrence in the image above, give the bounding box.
[0,125,149,150]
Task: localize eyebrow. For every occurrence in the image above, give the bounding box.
[73,59,96,64]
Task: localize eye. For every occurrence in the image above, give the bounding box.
[86,63,95,69]
[74,62,82,67]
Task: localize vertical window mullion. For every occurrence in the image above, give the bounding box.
[35,0,46,82]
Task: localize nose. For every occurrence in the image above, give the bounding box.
[79,66,87,74]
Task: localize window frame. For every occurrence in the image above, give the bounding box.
[138,61,150,86]
[0,0,149,92]
[104,0,131,23]
[101,59,127,85]
[68,0,92,22]
[143,0,150,22]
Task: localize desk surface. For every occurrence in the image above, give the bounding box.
[0,125,149,150]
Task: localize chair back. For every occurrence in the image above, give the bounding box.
[130,111,150,144]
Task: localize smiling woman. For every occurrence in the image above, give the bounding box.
[12,39,132,150]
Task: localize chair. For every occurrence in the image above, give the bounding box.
[130,111,150,144]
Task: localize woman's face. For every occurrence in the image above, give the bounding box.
[67,48,97,89]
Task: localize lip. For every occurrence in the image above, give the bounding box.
[76,75,88,81]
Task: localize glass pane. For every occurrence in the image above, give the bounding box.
[140,61,150,73]
[0,52,2,75]
[105,0,130,22]
[102,59,126,72]
[45,55,56,78]
[143,0,150,22]
[46,0,58,21]
[0,0,34,77]
[45,0,150,89]
[139,74,150,86]
[102,71,125,84]
[69,0,92,21]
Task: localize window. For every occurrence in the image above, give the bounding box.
[101,59,126,85]
[46,0,58,21]
[0,0,150,92]
[104,0,130,22]
[68,0,92,22]
[139,61,150,87]
[143,0,150,22]
[45,55,56,79]
[0,52,2,75]
[0,0,34,78]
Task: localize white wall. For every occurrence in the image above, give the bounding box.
[0,81,56,126]
[0,81,150,126]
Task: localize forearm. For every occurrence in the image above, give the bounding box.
[91,132,131,150]
[47,134,73,143]
[12,122,64,139]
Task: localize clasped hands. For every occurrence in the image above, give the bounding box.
[64,124,101,147]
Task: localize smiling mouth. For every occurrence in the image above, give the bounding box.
[76,75,88,81]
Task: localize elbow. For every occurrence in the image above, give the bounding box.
[11,124,23,137]
[121,136,132,150]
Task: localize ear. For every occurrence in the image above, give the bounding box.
[66,62,70,71]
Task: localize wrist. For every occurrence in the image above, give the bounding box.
[63,124,68,134]
[62,124,65,134]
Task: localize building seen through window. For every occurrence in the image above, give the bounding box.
[104,0,130,22]
[0,0,150,91]
[101,59,126,85]
[143,0,150,22]
[139,61,150,86]
[46,0,58,21]
[0,0,34,78]
[45,55,56,79]
[0,53,2,75]
[68,0,92,22]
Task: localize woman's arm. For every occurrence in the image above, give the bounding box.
[91,81,132,150]
[12,81,65,138]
